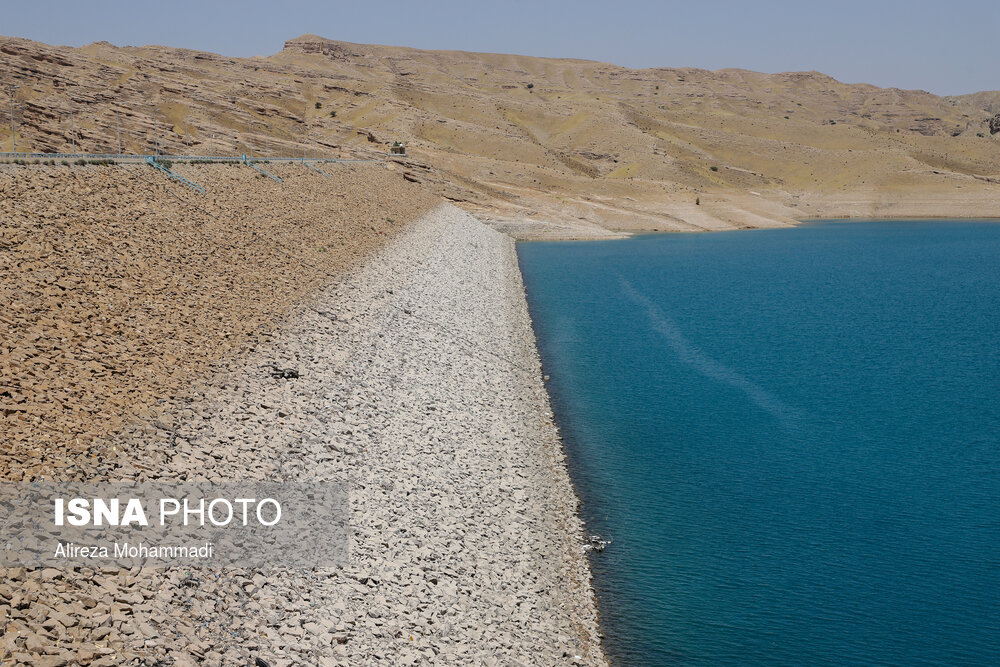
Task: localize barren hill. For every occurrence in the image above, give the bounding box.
[3,33,999,235]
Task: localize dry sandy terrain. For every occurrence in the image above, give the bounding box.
[2,34,999,237]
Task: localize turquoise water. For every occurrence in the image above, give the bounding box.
[516,221,1000,666]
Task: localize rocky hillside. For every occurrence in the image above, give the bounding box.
[2,34,999,235]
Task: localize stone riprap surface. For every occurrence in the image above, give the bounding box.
[1,203,606,666]
[0,161,438,480]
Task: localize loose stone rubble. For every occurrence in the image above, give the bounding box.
[0,161,438,479]
[1,203,607,665]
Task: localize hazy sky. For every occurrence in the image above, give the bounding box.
[4,1,996,96]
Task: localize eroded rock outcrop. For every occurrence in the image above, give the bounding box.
[282,34,351,58]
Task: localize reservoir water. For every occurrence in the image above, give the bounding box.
[517,220,1000,666]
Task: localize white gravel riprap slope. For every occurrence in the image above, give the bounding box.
[50,202,608,666]
[330,202,607,665]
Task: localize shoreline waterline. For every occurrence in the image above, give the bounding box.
[510,215,1000,242]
